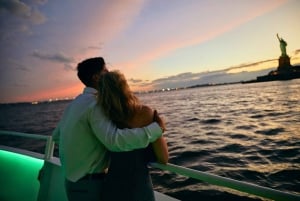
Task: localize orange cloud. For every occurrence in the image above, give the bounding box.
[226,59,278,74]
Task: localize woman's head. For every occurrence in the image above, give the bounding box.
[98,70,139,124]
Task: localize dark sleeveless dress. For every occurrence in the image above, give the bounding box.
[101,145,156,201]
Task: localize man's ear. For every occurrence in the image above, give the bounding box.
[92,74,100,82]
[91,74,101,89]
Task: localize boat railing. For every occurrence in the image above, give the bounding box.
[1,130,299,201]
[0,130,55,160]
[150,163,299,201]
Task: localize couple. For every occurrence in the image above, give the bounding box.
[52,57,169,201]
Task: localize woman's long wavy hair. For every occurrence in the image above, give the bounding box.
[98,70,140,127]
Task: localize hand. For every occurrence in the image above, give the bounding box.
[153,110,166,133]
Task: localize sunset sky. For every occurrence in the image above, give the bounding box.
[0,0,299,103]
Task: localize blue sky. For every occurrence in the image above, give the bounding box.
[0,0,299,103]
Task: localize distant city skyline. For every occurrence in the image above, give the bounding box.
[0,0,299,103]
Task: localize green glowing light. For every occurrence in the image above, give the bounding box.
[0,150,44,201]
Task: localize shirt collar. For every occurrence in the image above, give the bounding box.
[83,87,98,95]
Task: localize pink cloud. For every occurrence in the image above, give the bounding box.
[78,0,146,45]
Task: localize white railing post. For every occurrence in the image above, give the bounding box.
[44,136,55,160]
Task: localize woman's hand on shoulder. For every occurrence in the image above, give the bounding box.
[153,109,166,133]
[139,105,166,133]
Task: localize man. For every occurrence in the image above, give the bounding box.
[52,57,165,201]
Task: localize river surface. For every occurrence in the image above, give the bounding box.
[1,79,300,201]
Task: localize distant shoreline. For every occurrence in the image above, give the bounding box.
[1,71,300,105]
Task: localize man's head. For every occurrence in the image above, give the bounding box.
[77,57,108,88]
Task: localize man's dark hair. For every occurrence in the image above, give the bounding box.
[77,57,105,87]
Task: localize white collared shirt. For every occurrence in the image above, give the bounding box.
[53,87,162,182]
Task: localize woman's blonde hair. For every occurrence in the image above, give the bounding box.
[98,70,140,127]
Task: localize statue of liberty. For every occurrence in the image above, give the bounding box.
[276,33,287,56]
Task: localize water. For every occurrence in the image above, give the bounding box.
[1,80,300,201]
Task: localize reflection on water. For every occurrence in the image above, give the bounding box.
[139,80,300,200]
[0,79,300,201]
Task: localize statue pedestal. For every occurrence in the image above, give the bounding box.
[277,55,291,72]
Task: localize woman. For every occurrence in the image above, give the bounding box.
[98,70,169,201]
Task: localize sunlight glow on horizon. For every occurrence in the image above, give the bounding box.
[9,84,83,104]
